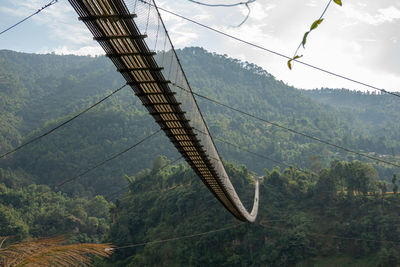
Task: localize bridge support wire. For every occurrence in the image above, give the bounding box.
[68,0,259,222]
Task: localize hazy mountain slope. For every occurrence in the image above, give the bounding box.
[304,88,400,155]
[177,48,396,170]
[0,50,125,134]
[0,48,398,197]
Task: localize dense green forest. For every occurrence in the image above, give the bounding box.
[0,175,110,243]
[304,88,400,154]
[1,48,399,197]
[1,48,400,265]
[95,160,400,266]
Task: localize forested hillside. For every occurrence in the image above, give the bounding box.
[0,50,179,196]
[304,88,400,154]
[97,160,400,266]
[0,180,110,243]
[1,48,400,265]
[1,48,399,197]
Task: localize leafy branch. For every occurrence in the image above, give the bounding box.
[288,0,342,69]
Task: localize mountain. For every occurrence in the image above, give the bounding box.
[303,88,400,154]
[1,48,400,266]
[0,50,179,196]
[0,48,398,197]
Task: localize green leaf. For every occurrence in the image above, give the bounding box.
[287,55,303,70]
[310,19,324,31]
[302,31,310,47]
[287,59,293,70]
[333,0,342,6]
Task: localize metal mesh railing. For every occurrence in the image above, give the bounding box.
[68,0,259,222]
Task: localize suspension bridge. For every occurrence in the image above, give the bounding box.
[68,0,259,222]
[1,0,399,224]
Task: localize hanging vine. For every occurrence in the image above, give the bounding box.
[288,0,343,69]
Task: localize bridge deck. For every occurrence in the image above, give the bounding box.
[68,0,259,222]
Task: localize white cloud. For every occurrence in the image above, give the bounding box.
[0,0,44,17]
[0,6,27,17]
[378,6,400,22]
[36,1,94,45]
[238,2,275,22]
[154,0,400,93]
[168,21,199,47]
[1,0,399,92]
[40,45,104,56]
[0,0,93,45]
[306,0,318,8]
[343,4,400,26]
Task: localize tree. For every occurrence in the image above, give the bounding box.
[314,169,337,204]
[151,155,169,174]
[0,204,28,240]
[343,161,377,197]
[392,174,398,195]
[376,180,387,200]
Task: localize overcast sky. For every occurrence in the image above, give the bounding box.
[0,0,399,92]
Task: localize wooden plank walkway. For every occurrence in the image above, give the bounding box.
[68,0,259,222]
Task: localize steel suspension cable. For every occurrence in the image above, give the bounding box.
[192,127,315,176]
[57,128,161,187]
[257,222,400,245]
[107,220,400,251]
[215,136,315,176]
[156,5,400,98]
[112,223,245,250]
[172,83,400,169]
[0,83,128,159]
[106,156,183,200]
[110,183,189,202]
[0,0,59,36]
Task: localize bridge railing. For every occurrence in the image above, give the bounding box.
[69,0,259,222]
[133,0,259,222]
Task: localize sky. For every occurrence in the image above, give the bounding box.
[0,0,399,92]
